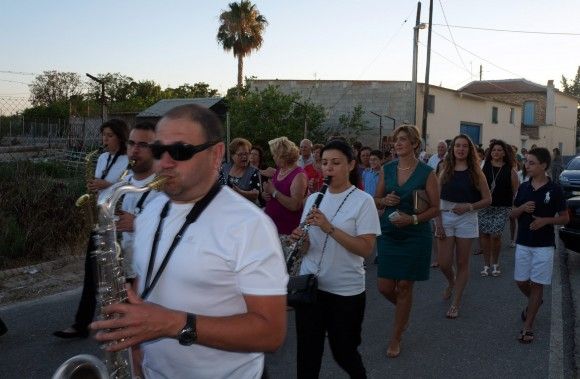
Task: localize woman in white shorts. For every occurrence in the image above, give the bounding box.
[435,135,491,319]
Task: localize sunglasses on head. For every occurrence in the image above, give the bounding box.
[149,141,220,161]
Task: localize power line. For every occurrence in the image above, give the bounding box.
[432,23,580,36]
[437,0,469,77]
[327,5,417,113]
[0,78,30,85]
[0,70,36,76]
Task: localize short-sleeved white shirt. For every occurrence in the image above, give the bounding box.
[94,151,129,203]
[299,186,381,296]
[132,186,288,379]
[120,173,164,277]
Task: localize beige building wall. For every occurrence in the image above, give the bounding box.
[416,86,522,153]
[537,92,577,155]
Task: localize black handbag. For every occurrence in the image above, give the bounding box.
[287,274,318,308]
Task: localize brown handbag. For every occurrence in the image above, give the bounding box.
[413,189,430,214]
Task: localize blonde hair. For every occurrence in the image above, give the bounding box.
[268,136,299,165]
[393,125,422,155]
[229,137,251,157]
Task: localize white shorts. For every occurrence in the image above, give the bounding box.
[441,210,479,238]
[514,244,554,285]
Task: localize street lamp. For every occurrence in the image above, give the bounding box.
[292,101,308,139]
[370,111,396,150]
[86,73,105,123]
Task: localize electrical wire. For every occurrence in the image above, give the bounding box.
[431,24,580,36]
[437,0,469,77]
[0,70,36,76]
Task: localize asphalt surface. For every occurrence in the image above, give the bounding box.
[0,233,575,379]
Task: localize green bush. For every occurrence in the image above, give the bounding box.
[0,161,88,269]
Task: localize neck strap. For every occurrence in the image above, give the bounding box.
[141,182,222,299]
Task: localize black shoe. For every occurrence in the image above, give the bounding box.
[53,327,89,339]
[0,318,7,336]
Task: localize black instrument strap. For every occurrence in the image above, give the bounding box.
[99,151,121,179]
[141,183,222,299]
[134,190,151,215]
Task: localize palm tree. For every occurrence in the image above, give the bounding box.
[217,1,268,89]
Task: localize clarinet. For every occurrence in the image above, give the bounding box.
[286,176,331,273]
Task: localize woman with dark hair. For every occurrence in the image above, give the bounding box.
[90,119,130,202]
[374,125,440,358]
[54,119,129,339]
[478,139,519,277]
[249,145,266,170]
[436,134,491,319]
[219,138,260,203]
[290,139,381,378]
[512,147,568,343]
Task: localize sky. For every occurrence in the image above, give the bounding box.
[1,0,579,99]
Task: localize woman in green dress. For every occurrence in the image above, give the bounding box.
[374,125,440,358]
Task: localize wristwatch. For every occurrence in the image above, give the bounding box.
[177,313,197,346]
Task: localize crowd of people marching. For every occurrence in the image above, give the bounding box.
[3,107,566,378]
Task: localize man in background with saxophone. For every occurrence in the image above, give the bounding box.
[116,121,165,280]
[91,104,288,378]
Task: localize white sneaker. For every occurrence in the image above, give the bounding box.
[492,264,501,277]
[481,266,490,277]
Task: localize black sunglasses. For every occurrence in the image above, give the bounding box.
[150,141,220,161]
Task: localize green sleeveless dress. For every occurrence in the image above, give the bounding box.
[377,160,433,281]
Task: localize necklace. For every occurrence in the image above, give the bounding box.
[489,164,503,193]
[398,159,418,171]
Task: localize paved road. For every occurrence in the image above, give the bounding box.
[0,235,571,378]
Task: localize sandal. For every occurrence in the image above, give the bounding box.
[518,329,534,344]
[480,266,490,277]
[430,262,439,268]
[386,340,401,358]
[473,249,483,255]
[491,264,501,277]
[446,305,459,319]
[443,286,453,300]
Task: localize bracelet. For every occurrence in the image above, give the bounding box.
[272,190,278,199]
[412,215,418,225]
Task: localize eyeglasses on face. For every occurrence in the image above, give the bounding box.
[127,141,151,149]
[149,140,220,161]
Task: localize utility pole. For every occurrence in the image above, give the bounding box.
[479,65,483,81]
[411,2,422,126]
[86,73,105,123]
[420,0,433,147]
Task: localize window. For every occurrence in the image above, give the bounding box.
[523,101,536,125]
[427,95,435,113]
[509,108,515,124]
[492,107,498,124]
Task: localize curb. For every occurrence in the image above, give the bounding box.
[0,255,84,280]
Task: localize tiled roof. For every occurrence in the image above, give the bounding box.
[459,79,546,94]
[137,97,224,117]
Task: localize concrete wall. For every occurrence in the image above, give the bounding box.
[537,92,578,155]
[416,85,522,152]
[249,80,415,148]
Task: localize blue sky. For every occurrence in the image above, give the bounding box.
[1,0,579,97]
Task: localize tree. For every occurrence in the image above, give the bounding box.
[337,104,371,144]
[226,84,326,162]
[561,67,580,131]
[86,73,135,103]
[29,71,83,107]
[163,82,219,98]
[217,1,268,88]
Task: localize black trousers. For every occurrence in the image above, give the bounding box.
[295,289,367,379]
[72,232,97,332]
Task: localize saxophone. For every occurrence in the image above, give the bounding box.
[53,176,166,379]
[76,148,103,229]
[285,176,331,274]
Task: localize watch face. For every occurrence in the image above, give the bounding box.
[178,328,196,346]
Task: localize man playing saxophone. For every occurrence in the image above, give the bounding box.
[116,121,165,280]
[91,104,288,379]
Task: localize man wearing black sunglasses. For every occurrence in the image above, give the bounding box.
[91,104,288,379]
